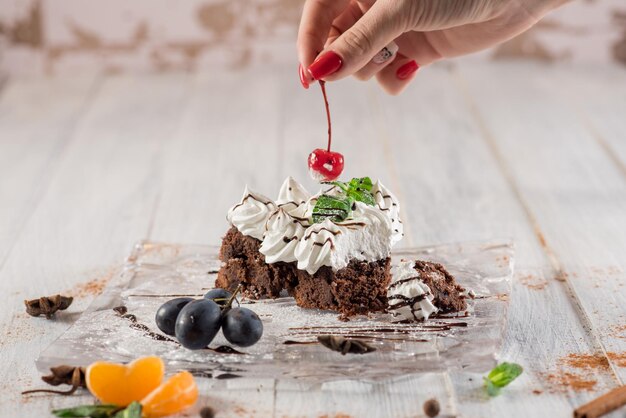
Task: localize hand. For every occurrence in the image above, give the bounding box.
[297,0,569,94]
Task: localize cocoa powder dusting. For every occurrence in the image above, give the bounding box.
[607,352,626,367]
[545,372,598,392]
[563,353,610,370]
[610,324,626,340]
[543,352,612,392]
[65,268,117,298]
[518,274,548,291]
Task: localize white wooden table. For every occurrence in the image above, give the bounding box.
[0,61,625,417]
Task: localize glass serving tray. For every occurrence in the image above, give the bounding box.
[37,240,513,383]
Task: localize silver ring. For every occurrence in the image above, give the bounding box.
[372,42,399,64]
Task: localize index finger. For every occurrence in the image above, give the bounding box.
[297,0,351,68]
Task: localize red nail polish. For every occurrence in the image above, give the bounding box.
[299,64,310,89]
[308,51,343,80]
[396,61,419,80]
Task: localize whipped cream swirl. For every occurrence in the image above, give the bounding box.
[294,219,342,274]
[372,181,403,246]
[276,176,311,214]
[259,208,305,263]
[387,261,438,321]
[226,177,403,274]
[226,187,275,240]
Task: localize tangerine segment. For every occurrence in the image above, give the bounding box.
[141,371,198,418]
[86,356,164,406]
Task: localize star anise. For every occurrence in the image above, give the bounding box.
[22,365,85,396]
[24,295,73,319]
[317,335,376,355]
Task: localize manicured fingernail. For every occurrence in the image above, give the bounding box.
[396,61,419,80]
[308,51,343,80]
[372,42,399,64]
[299,64,310,89]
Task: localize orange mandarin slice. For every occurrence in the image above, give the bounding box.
[140,371,198,418]
[86,356,164,406]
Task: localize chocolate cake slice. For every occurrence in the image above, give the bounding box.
[216,176,401,317]
[217,176,468,320]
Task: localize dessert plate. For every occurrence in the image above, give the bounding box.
[37,240,513,382]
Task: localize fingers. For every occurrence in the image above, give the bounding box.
[307,0,406,82]
[353,41,398,81]
[375,53,419,95]
[297,0,351,87]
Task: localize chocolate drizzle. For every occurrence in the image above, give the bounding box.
[304,226,341,240]
[312,237,335,249]
[388,275,422,290]
[387,269,437,321]
[231,193,273,212]
[114,306,179,344]
[287,321,468,342]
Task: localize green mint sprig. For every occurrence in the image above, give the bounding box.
[52,402,141,418]
[483,362,523,397]
[312,177,375,223]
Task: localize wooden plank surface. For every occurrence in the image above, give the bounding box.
[373,67,620,417]
[0,63,625,417]
[0,73,191,416]
[457,62,626,385]
[0,76,98,267]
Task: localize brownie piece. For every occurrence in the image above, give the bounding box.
[216,227,392,317]
[216,227,296,299]
[290,259,391,317]
[413,260,467,313]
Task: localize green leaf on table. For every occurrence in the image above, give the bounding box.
[483,362,523,397]
[113,402,142,418]
[312,194,353,223]
[52,404,121,418]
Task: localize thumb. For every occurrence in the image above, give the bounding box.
[307,0,405,82]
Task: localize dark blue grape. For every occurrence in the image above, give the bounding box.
[222,307,263,347]
[203,288,232,306]
[175,299,222,349]
[155,297,194,336]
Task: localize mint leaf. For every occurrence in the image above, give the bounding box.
[312,177,376,224]
[312,195,352,223]
[484,362,523,397]
[348,177,373,192]
[52,404,121,418]
[114,402,142,418]
[347,188,375,206]
[347,177,375,206]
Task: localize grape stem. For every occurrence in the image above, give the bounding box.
[224,285,242,310]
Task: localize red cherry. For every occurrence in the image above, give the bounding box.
[308,148,344,182]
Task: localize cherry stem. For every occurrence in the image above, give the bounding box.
[320,81,332,152]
